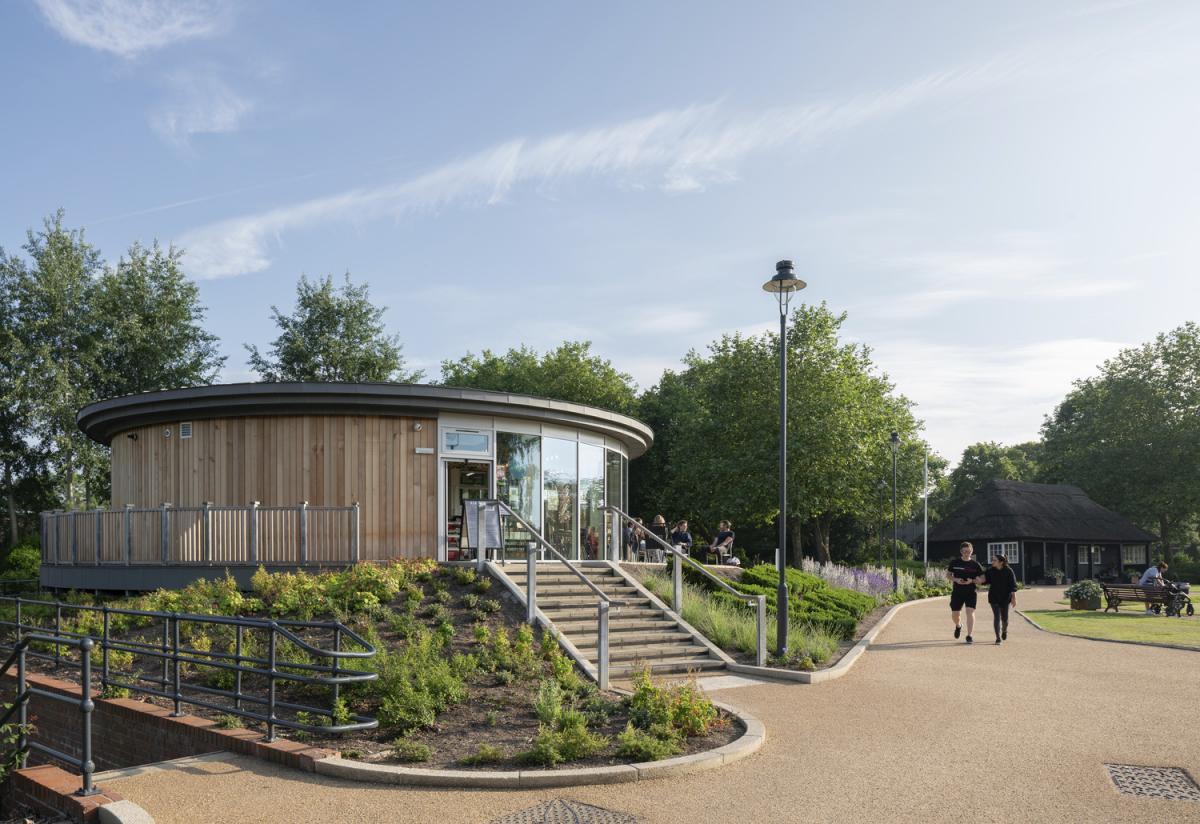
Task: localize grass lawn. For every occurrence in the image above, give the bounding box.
[1024,609,1200,649]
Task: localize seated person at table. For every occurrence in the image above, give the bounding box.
[669,520,693,554]
[709,521,735,562]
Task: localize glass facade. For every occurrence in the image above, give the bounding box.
[579,444,605,560]
[605,449,623,551]
[496,432,541,547]
[543,437,578,558]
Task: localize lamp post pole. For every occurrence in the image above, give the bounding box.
[877,479,886,566]
[891,431,900,592]
[763,260,806,656]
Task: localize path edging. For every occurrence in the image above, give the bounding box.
[1015,608,1199,653]
[726,594,949,684]
[312,700,764,788]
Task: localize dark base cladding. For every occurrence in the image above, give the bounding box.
[38,564,353,593]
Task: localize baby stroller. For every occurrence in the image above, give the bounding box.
[1151,579,1193,617]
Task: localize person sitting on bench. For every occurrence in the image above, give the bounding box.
[1139,561,1168,614]
[669,520,693,555]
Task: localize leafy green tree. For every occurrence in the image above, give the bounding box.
[439,341,637,414]
[1040,323,1200,561]
[247,273,420,383]
[634,304,929,563]
[937,441,1042,517]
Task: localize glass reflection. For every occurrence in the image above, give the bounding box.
[579,444,605,560]
[543,438,578,558]
[496,432,540,551]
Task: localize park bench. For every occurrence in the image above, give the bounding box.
[1101,583,1187,616]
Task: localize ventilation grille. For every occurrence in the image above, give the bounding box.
[180,422,193,439]
[1106,764,1200,801]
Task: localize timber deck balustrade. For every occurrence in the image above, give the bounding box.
[39,503,361,567]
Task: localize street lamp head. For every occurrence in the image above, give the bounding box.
[877,478,887,491]
[761,260,807,294]
[890,431,900,448]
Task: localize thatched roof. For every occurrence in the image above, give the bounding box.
[928,480,1157,544]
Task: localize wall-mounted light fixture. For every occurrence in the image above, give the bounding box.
[127,433,139,441]
[414,422,423,431]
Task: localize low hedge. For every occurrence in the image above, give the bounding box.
[697,564,875,640]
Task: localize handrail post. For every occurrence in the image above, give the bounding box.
[265,624,278,742]
[160,503,171,565]
[526,547,537,625]
[77,637,97,796]
[755,595,767,667]
[17,644,28,769]
[248,501,260,566]
[298,501,308,566]
[102,606,111,686]
[203,502,213,565]
[15,597,22,645]
[332,626,341,710]
[94,508,102,565]
[171,614,183,716]
[672,547,683,613]
[234,624,244,712]
[124,505,133,566]
[350,503,360,563]
[597,601,610,691]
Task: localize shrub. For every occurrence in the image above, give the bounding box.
[1065,579,1104,601]
[626,668,720,739]
[461,593,480,610]
[451,568,478,586]
[391,738,432,763]
[473,577,493,594]
[615,722,681,761]
[479,598,502,614]
[459,743,506,766]
[534,679,564,724]
[213,714,243,729]
[517,711,607,766]
[1,544,41,581]
[434,589,452,605]
[375,632,471,732]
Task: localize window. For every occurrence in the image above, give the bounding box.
[1121,545,1147,566]
[542,438,578,559]
[1078,546,1088,564]
[1078,545,1103,565]
[442,428,491,455]
[180,422,193,439]
[496,432,541,544]
[987,541,1019,564]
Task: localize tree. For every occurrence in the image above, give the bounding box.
[2,212,226,511]
[937,441,1042,517]
[439,341,638,414]
[634,303,930,563]
[1040,323,1200,561]
[246,273,420,383]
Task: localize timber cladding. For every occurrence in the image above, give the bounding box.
[108,414,437,560]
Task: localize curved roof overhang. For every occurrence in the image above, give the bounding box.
[77,383,654,458]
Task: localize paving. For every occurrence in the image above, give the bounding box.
[101,587,1200,823]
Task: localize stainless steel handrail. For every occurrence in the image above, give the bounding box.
[604,504,767,666]
[476,500,621,605]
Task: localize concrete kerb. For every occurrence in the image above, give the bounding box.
[97,799,156,824]
[726,594,950,684]
[1014,607,1200,653]
[311,702,765,789]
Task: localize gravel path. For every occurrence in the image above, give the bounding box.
[102,588,1200,823]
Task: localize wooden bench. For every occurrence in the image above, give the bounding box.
[1101,583,1186,616]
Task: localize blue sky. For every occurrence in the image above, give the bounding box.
[2,0,1198,464]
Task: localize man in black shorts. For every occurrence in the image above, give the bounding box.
[946,541,985,644]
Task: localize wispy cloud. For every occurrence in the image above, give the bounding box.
[150,73,252,147]
[179,62,1020,279]
[870,336,1127,462]
[35,0,229,58]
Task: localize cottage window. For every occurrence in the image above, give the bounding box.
[442,428,491,456]
[1121,545,1146,566]
[987,541,1019,564]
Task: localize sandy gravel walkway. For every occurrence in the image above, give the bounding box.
[102,588,1200,823]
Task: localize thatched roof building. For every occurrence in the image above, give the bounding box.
[927,480,1156,584]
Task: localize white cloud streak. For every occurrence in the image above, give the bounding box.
[179,60,1020,279]
[35,0,228,58]
[150,73,252,146]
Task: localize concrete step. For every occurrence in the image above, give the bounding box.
[520,581,635,595]
[551,618,679,634]
[535,595,651,609]
[539,606,663,621]
[569,630,694,647]
[575,642,711,661]
[608,657,725,676]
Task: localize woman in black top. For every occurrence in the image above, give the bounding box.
[984,554,1019,644]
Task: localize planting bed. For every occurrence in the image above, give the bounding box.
[2,562,740,773]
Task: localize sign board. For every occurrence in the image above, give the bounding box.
[460,500,502,550]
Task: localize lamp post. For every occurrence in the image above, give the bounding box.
[762,260,806,655]
[876,479,887,566]
[890,431,900,592]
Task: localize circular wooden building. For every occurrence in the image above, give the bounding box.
[42,383,651,590]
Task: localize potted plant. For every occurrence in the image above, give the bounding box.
[1047,568,1065,586]
[1065,579,1103,610]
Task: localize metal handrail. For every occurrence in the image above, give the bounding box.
[0,595,379,742]
[477,500,621,605]
[604,504,767,666]
[0,634,98,796]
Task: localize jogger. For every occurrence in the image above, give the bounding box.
[947,542,985,644]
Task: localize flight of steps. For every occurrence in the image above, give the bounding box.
[500,563,727,678]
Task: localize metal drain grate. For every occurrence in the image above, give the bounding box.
[487,799,643,824]
[1106,764,1200,801]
